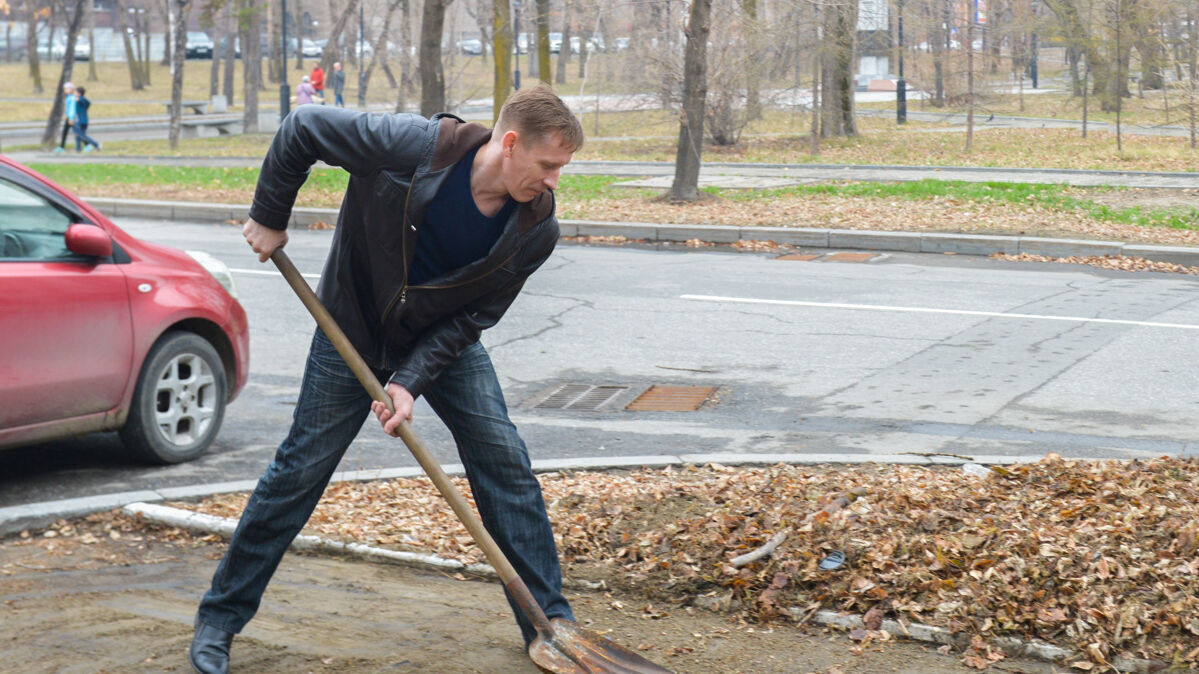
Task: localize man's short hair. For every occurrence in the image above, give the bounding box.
[495,85,584,152]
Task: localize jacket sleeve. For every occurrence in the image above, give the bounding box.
[387,227,558,398]
[248,106,433,231]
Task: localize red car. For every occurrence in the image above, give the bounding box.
[0,155,249,464]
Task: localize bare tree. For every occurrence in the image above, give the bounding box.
[667,0,712,202]
[168,0,192,148]
[113,0,146,89]
[535,0,550,84]
[320,0,361,72]
[360,0,403,107]
[419,0,448,116]
[493,0,512,122]
[555,0,571,84]
[820,0,857,137]
[85,0,97,80]
[25,0,43,93]
[241,0,262,133]
[40,0,87,149]
[742,0,760,120]
[222,2,235,104]
[965,0,974,152]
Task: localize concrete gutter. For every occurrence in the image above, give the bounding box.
[85,196,1199,267]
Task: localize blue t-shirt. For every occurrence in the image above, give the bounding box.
[407,146,514,286]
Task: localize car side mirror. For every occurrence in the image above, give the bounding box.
[65,223,113,258]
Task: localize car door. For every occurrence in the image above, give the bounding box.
[0,172,133,429]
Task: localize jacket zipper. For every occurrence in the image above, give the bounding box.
[381,174,419,323]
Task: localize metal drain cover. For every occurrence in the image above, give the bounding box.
[625,385,717,411]
[535,384,629,411]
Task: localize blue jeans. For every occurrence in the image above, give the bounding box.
[198,329,572,645]
[73,123,99,151]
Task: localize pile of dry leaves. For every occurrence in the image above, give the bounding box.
[174,455,1199,670]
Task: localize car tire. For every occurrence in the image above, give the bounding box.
[120,332,227,465]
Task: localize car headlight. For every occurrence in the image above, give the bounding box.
[186,250,239,299]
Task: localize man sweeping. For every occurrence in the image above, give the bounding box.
[189,85,583,673]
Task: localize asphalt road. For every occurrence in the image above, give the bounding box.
[3,218,1198,508]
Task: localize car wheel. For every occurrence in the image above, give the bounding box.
[120,332,227,464]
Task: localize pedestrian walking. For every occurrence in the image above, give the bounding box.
[331,62,346,108]
[295,75,317,106]
[310,63,325,104]
[187,85,584,674]
[72,87,100,152]
[53,82,75,154]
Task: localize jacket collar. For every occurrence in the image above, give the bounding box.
[428,114,554,232]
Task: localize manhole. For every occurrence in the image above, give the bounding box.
[823,252,878,263]
[625,385,717,412]
[535,384,629,411]
[777,253,822,261]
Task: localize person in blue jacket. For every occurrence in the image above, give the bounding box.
[72,87,101,153]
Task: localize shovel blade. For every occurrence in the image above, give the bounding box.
[528,618,673,674]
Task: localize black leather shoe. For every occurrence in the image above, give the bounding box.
[189,619,234,674]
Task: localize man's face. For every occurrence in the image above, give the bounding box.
[500,130,574,203]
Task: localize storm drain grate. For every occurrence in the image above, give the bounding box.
[625,385,717,412]
[535,384,629,411]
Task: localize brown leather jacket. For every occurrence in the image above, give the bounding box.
[249,106,559,396]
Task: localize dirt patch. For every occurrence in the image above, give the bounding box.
[0,517,1051,673]
[1077,187,1199,212]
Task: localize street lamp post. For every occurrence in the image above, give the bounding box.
[513,1,522,90]
[280,0,290,119]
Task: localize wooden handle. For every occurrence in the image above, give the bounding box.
[270,249,550,632]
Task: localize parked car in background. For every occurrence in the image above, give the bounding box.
[548,32,563,53]
[49,37,89,61]
[613,36,630,52]
[0,156,249,464]
[302,38,322,58]
[186,31,214,59]
[457,38,483,55]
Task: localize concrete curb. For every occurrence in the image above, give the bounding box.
[0,453,1046,536]
[85,196,1199,267]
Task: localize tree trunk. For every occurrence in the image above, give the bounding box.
[492,0,512,123]
[41,0,88,149]
[112,0,144,89]
[819,0,856,137]
[536,0,550,85]
[85,0,97,80]
[667,0,712,202]
[268,0,282,84]
[25,0,43,93]
[168,0,191,149]
[555,0,571,85]
[295,0,305,69]
[161,0,173,66]
[743,0,760,120]
[242,0,262,133]
[419,0,447,116]
[965,0,974,153]
[210,7,225,96]
[222,2,235,105]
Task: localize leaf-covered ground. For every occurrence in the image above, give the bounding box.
[160,456,1199,671]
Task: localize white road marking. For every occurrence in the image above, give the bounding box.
[681,294,1199,331]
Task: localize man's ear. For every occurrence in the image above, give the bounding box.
[502,130,519,156]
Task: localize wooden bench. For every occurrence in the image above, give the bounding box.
[180,117,241,139]
[164,100,210,115]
